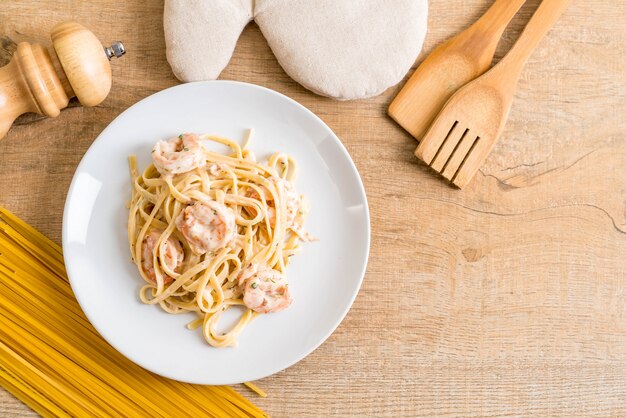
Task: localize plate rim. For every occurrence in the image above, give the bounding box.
[62,80,371,384]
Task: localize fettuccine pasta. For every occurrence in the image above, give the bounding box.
[128,130,314,347]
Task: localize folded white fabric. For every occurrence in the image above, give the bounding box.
[164,0,428,100]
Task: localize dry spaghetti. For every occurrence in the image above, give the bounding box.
[0,207,267,417]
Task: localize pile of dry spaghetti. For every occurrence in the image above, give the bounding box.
[0,207,266,417]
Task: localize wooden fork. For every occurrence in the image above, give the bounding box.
[415,0,572,188]
[388,0,527,141]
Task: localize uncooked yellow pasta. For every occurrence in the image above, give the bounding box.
[0,207,267,417]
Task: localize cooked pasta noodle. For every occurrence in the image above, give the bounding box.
[0,207,267,417]
[128,130,314,347]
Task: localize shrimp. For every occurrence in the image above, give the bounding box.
[176,200,236,255]
[208,163,224,176]
[246,177,300,227]
[152,133,206,176]
[239,264,292,313]
[141,230,184,285]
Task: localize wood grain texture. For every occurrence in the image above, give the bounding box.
[1,0,625,416]
[417,0,577,188]
[389,0,526,140]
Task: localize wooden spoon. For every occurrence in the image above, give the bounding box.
[388,0,527,140]
[415,0,572,188]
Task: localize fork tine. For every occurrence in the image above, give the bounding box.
[451,137,495,188]
[415,113,460,164]
[431,125,469,172]
[442,134,480,181]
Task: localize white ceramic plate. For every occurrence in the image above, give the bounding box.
[63,81,370,385]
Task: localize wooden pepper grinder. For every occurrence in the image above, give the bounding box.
[0,21,125,139]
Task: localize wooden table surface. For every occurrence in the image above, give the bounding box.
[1,0,625,416]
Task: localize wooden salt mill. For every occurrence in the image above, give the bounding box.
[0,21,125,139]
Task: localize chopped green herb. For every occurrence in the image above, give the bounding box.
[183,147,189,151]
[251,282,258,289]
[270,279,276,284]
[178,134,183,139]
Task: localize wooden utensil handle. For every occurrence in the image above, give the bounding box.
[498,0,572,79]
[469,0,528,41]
